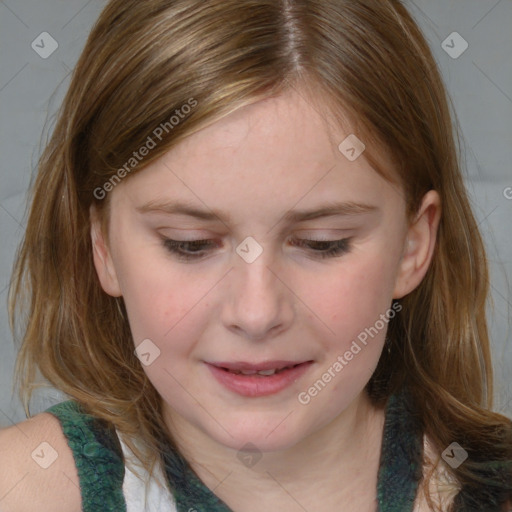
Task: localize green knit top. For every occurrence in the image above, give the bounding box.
[45,387,509,511]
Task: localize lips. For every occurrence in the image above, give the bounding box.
[206,360,313,397]
[211,360,305,374]
[226,365,298,376]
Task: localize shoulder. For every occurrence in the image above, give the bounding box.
[0,411,81,512]
[414,433,512,512]
[412,434,460,512]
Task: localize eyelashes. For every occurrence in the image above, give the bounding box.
[161,237,352,262]
[162,239,218,261]
[290,237,351,259]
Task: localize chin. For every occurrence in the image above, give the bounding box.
[202,412,314,454]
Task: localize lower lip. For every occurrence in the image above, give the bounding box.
[206,362,313,397]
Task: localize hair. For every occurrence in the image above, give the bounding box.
[8,0,512,509]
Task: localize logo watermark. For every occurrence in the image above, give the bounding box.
[441,32,468,59]
[338,134,366,161]
[135,338,161,366]
[236,442,263,468]
[441,442,468,469]
[31,441,59,469]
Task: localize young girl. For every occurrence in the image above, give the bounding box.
[1,0,511,511]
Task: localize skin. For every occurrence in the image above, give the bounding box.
[91,88,441,511]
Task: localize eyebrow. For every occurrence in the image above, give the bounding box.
[136,199,379,224]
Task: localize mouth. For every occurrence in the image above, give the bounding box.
[213,362,306,376]
[205,360,314,397]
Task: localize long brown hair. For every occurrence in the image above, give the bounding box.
[9,0,511,509]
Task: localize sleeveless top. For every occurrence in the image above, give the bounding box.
[45,388,509,512]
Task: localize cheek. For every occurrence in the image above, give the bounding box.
[118,259,213,399]
[304,253,398,345]
[293,257,397,420]
[115,249,205,348]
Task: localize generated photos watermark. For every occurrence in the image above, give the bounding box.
[93,98,198,200]
[298,302,402,405]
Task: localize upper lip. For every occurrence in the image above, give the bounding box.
[207,360,312,371]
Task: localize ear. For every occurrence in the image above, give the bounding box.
[90,205,122,297]
[393,190,441,299]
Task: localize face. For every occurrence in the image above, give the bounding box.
[91,88,439,453]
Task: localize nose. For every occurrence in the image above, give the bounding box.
[221,247,294,341]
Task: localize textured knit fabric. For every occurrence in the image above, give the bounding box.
[44,387,511,511]
[376,388,424,511]
[45,400,126,512]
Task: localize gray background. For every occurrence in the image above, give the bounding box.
[1,0,511,426]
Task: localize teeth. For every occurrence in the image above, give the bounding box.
[226,365,297,376]
[257,369,277,376]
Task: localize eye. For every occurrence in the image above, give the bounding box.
[161,237,352,261]
[289,237,352,259]
[162,238,217,261]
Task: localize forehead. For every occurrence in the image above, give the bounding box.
[167,89,345,168]
[114,89,403,219]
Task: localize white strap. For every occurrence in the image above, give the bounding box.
[117,432,178,512]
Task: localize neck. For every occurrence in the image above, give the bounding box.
[164,390,386,512]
